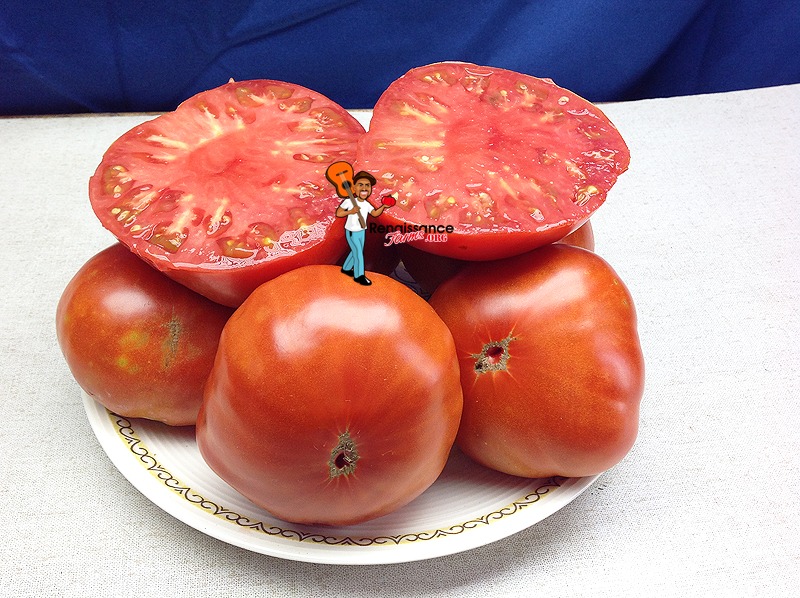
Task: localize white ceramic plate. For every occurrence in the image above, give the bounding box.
[83,390,599,565]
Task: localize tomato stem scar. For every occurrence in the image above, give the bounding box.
[329,430,359,478]
[472,334,515,374]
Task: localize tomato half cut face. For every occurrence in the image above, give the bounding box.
[89,80,365,306]
[355,62,630,260]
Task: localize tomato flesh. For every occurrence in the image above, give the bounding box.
[356,62,629,260]
[90,80,365,306]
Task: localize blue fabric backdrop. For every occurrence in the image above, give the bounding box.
[1,0,798,114]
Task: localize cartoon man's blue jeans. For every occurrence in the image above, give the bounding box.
[343,229,366,278]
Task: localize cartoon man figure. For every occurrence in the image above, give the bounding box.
[335,171,389,286]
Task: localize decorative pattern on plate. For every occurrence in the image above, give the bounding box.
[110,411,567,547]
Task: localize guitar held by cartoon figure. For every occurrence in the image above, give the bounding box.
[325,161,366,228]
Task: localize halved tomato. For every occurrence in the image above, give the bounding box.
[355,62,629,260]
[89,80,365,306]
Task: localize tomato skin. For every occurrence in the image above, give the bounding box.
[356,62,628,261]
[56,244,234,426]
[400,220,595,296]
[429,244,643,478]
[197,265,463,526]
[89,79,365,307]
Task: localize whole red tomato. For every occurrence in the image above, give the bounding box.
[429,244,644,478]
[399,220,595,296]
[356,62,628,260]
[197,265,463,526]
[56,244,234,425]
[89,79,365,307]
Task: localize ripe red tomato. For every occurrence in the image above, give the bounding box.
[399,220,595,296]
[429,244,644,478]
[355,62,629,261]
[56,244,234,425]
[197,265,463,526]
[89,79,365,307]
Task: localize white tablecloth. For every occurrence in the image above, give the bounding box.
[1,84,798,597]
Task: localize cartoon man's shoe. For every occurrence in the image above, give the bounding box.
[354,275,372,286]
[341,267,354,276]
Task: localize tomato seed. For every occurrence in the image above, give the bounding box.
[149,225,188,253]
[102,165,132,196]
[218,236,256,259]
[263,84,293,99]
[279,97,312,113]
[574,185,600,207]
[461,74,490,95]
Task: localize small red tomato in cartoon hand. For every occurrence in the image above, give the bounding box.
[382,194,397,207]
